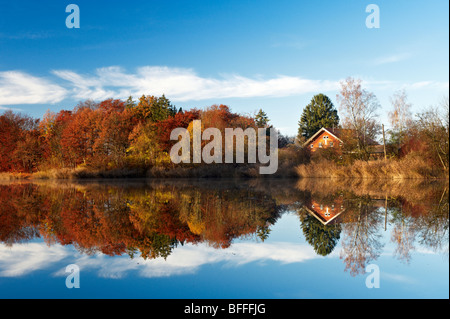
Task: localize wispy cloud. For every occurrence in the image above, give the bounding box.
[0,31,54,40]
[1,66,447,108]
[270,34,308,50]
[404,81,449,90]
[382,272,417,284]
[0,241,320,279]
[374,53,412,65]
[0,243,70,277]
[0,106,23,111]
[52,66,340,102]
[0,71,67,106]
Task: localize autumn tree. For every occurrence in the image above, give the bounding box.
[14,129,42,173]
[336,77,381,159]
[154,110,200,152]
[92,99,136,167]
[0,111,40,172]
[388,90,413,148]
[39,110,73,168]
[133,94,177,122]
[255,109,270,128]
[415,99,449,171]
[127,122,161,167]
[60,106,100,167]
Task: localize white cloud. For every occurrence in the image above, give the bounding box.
[0,71,67,106]
[382,272,417,284]
[405,81,449,91]
[0,241,320,279]
[0,243,70,277]
[374,53,412,65]
[1,66,447,109]
[52,66,340,102]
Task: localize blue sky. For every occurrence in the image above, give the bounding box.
[0,0,448,136]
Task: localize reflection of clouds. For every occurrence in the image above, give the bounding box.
[382,272,417,284]
[0,242,319,279]
[136,242,319,278]
[0,243,70,277]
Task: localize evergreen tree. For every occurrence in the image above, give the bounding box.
[125,96,136,110]
[298,94,339,140]
[134,94,176,122]
[301,213,341,256]
[255,109,269,128]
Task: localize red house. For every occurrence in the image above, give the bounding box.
[303,128,344,152]
[303,127,384,158]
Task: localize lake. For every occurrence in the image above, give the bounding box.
[0,178,448,299]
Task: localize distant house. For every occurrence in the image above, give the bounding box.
[303,197,346,225]
[302,127,345,152]
[303,127,384,158]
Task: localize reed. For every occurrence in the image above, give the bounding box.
[295,153,448,180]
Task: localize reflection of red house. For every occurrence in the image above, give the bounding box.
[304,198,345,225]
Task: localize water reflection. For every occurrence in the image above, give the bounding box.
[0,178,448,279]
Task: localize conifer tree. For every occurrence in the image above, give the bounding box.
[298,94,339,140]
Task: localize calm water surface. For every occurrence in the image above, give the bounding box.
[0,178,448,299]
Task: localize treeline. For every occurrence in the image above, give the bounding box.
[0,182,283,258]
[0,95,305,178]
[296,78,449,178]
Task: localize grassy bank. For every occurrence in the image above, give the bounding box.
[1,144,306,180]
[295,153,448,180]
[0,172,32,180]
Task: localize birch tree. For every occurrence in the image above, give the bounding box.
[336,77,381,159]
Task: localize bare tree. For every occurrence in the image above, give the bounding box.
[336,77,381,159]
[388,89,413,147]
[416,97,449,171]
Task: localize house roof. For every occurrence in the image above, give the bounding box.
[303,205,345,225]
[302,127,344,147]
[303,127,381,147]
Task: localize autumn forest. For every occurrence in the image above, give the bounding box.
[1,77,448,180]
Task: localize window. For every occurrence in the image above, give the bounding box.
[330,141,334,147]
[310,144,314,148]
[318,142,323,148]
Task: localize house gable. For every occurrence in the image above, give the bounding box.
[303,198,346,225]
[303,128,343,152]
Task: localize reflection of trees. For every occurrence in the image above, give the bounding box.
[339,197,384,276]
[300,213,341,256]
[414,188,449,258]
[0,181,283,259]
[0,179,448,271]
[388,188,449,261]
[389,199,417,264]
[0,184,41,245]
[297,179,449,275]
